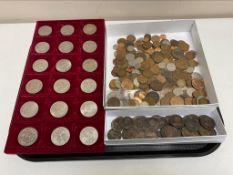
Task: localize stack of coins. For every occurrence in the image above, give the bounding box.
[5,19,105,154]
[107,115,216,140]
[107,34,209,106]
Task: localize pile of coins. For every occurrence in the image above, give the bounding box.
[5,20,105,154]
[107,34,209,106]
[107,115,216,140]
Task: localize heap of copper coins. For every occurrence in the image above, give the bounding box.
[107,115,216,140]
[107,34,209,106]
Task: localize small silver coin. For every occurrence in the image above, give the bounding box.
[58,41,74,53]
[82,59,98,72]
[17,127,38,147]
[38,25,52,36]
[53,79,70,94]
[20,101,39,118]
[83,24,97,35]
[50,101,68,118]
[82,40,97,53]
[60,25,75,36]
[80,78,97,93]
[25,79,43,94]
[51,126,70,146]
[79,126,98,146]
[80,101,98,118]
[32,59,49,72]
[35,42,50,53]
[56,59,72,72]
[167,63,176,71]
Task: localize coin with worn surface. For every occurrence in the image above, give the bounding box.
[58,41,74,53]
[122,127,136,139]
[144,91,160,105]
[111,116,124,131]
[32,59,49,72]
[17,127,38,146]
[181,127,199,137]
[80,78,97,93]
[60,25,75,36]
[199,115,215,130]
[150,79,163,91]
[56,59,72,72]
[192,79,205,90]
[183,115,200,132]
[160,125,181,137]
[167,63,176,71]
[168,115,184,128]
[170,96,184,105]
[107,97,120,106]
[51,126,70,146]
[38,25,52,36]
[199,126,216,136]
[50,101,68,118]
[121,78,134,90]
[82,59,98,72]
[79,126,99,145]
[83,24,97,35]
[172,48,185,59]
[20,101,39,118]
[107,129,121,140]
[80,101,98,117]
[35,42,50,53]
[53,79,70,94]
[82,40,97,53]
[25,79,43,94]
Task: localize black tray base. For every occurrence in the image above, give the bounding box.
[18,143,221,161]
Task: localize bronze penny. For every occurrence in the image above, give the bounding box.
[139,83,149,91]
[170,96,184,105]
[181,127,199,137]
[122,127,136,139]
[178,40,189,52]
[135,128,145,138]
[185,50,196,59]
[117,38,126,44]
[183,114,200,132]
[137,75,148,84]
[199,115,216,130]
[111,116,124,131]
[144,128,159,138]
[184,97,193,105]
[168,115,184,128]
[152,52,164,63]
[199,126,216,136]
[134,90,146,100]
[160,125,181,137]
[142,70,154,78]
[188,59,199,67]
[192,79,205,90]
[151,35,160,42]
[150,79,163,91]
[143,34,151,42]
[170,39,179,46]
[107,129,122,139]
[127,34,136,42]
[134,116,149,129]
[171,48,185,59]
[176,59,189,70]
[147,117,161,130]
[144,91,160,105]
[107,97,120,106]
[150,64,160,75]
[192,90,207,98]
[121,78,134,90]
[123,116,134,129]
[198,97,210,104]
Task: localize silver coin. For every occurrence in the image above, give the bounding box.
[158,62,166,69]
[192,72,203,80]
[32,59,48,72]
[79,126,98,146]
[38,25,52,36]
[20,101,39,118]
[83,24,97,35]
[82,59,98,72]
[51,126,70,146]
[17,127,38,147]
[80,101,98,118]
[80,78,97,93]
[35,42,50,53]
[167,63,176,71]
[185,66,194,73]
[60,25,75,36]
[82,40,97,53]
[56,59,72,72]
[50,101,68,118]
[186,87,196,97]
[53,79,70,94]
[25,79,43,94]
[173,87,184,96]
[58,41,74,53]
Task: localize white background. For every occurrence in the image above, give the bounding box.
[0,18,233,174]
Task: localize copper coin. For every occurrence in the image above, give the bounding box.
[192,79,205,90]
[111,116,124,131]
[199,115,216,130]
[170,96,184,105]
[199,127,216,136]
[168,115,184,128]
[183,114,200,132]
[121,78,134,90]
[122,128,136,139]
[185,50,196,59]
[150,79,163,91]
[178,40,189,52]
[123,117,134,129]
[107,97,120,106]
[144,91,160,105]
[160,125,181,137]
[107,129,121,140]
[181,127,199,137]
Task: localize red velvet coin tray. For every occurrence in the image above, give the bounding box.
[5,19,105,154]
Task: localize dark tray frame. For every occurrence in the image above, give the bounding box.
[17,107,224,161]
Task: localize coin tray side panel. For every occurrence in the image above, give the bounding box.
[104,106,226,146]
[5,19,106,154]
[104,20,219,109]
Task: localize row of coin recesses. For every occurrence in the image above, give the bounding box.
[5,19,105,154]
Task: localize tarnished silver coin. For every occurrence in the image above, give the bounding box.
[35,42,50,53]
[53,79,70,94]
[38,25,52,36]
[56,59,72,72]
[17,127,38,147]
[50,101,68,118]
[80,78,97,93]
[79,126,98,146]
[58,41,74,53]
[60,25,75,36]
[82,40,97,53]
[25,79,43,94]
[83,24,97,35]
[32,59,48,72]
[82,58,98,72]
[80,101,98,118]
[20,101,39,118]
[51,126,70,146]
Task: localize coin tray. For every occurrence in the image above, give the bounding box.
[5,19,106,154]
